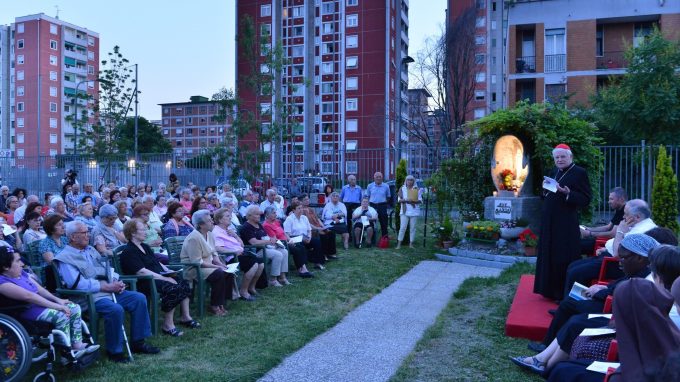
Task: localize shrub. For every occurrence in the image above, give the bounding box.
[651,145,680,233]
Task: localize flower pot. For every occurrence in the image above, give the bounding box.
[442,240,454,249]
[500,227,526,240]
[524,247,537,257]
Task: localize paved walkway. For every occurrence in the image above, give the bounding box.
[259,260,502,382]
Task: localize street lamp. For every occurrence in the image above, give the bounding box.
[395,55,415,168]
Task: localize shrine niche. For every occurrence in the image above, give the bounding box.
[491,135,530,196]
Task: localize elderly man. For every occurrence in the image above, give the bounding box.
[340,175,362,229]
[366,172,390,237]
[65,184,81,214]
[259,189,285,220]
[562,198,656,299]
[55,221,159,363]
[0,186,10,213]
[239,190,256,218]
[79,183,100,207]
[322,192,350,250]
[534,144,592,300]
[13,194,39,223]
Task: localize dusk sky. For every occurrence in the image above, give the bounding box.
[2,0,446,120]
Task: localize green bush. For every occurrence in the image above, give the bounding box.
[651,145,680,233]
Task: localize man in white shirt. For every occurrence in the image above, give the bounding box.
[259,189,285,220]
[13,194,39,224]
[322,192,350,250]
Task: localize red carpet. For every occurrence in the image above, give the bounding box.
[505,275,558,341]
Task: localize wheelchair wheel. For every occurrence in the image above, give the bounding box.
[33,372,56,382]
[0,313,33,382]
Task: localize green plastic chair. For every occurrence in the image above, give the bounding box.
[51,262,100,342]
[164,236,210,318]
[23,240,45,283]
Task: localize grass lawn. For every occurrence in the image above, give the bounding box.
[29,243,435,381]
[391,262,543,382]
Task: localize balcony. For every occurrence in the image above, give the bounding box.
[545,54,566,73]
[515,56,536,73]
[597,51,627,70]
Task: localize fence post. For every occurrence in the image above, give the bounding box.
[641,140,646,202]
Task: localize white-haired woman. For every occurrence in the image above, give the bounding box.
[396,175,423,249]
[47,196,74,223]
[74,202,96,234]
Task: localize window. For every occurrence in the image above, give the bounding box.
[17,23,24,33]
[163,129,169,135]
[491,20,497,30]
[50,40,57,50]
[88,65,94,75]
[17,149,25,158]
[17,86,24,97]
[634,22,654,47]
[346,98,358,111]
[346,140,358,151]
[50,149,58,157]
[323,22,334,34]
[347,0,358,6]
[292,45,304,57]
[49,55,57,66]
[49,87,57,97]
[346,119,358,132]
[346,77,358,90]
[475,54,485,65]
[476,17,485,28]
[475,36,485,45]
[17,55,24,65]
[476,72,485,82]
[546,84,567,104]
[17,102,24,112]
[17,70,25,81]
[346,161,358,174]
[260,103,271,115]
[292,26,304,37]
[346,14,358,27]
[491,74,497,84]
[176,140,182,146]
[292,6,304,17]
[17,118,25,128]
[64,104,71,113]
[321,82,335,94]
[88,36,95,46]
[50,102,57,112]
[492,92,497,102]
[474,108,485,119]
[17,39,24,49]
[50,118,57,128]
[50,24,57,34]
[293,65,304,76]
[322,2,335,14]
[322,102,334,114]
[50,134,58,144]
[545,28,566,72]
[475,90,485,101]
[492,1,497,11]
[261,4,271,16]
[322,42,334,54]
[596,25,604,56]
[346,56,358,68]
[17,134,24,144]
[346,35,358,48]
[261,23,271,36]
[322,62,334,74]
[260,64,270,73]
[49,71,57,81]
[175,128,183,134]
[476,0,485,9]
[88,51,94,61]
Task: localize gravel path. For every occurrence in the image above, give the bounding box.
[259,260,501,382]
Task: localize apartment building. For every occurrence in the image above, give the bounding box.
[506,0,680,106]
[235,0,410,180]
[0,13,100,161]
[159,96,232,160]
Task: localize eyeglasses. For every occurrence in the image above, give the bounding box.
[74,230,89,235]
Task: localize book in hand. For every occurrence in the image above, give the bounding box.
[224,263,239,274]
[569,282,591,301]
[160,269,181,277]
[288,236,303,244]
[542,176,558,193]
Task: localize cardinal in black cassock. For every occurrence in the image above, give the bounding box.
[534,143,592,300]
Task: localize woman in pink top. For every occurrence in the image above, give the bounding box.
[212,208,244,264]
[263,208,288,241]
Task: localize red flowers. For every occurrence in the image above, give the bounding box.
[519,228,538,247]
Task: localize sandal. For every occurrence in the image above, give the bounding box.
[162,327,184,337]
[179,319,201,329]
[509,356,545,374]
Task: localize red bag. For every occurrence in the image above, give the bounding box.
[378,235,390,249]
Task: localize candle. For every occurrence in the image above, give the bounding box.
[514,190,519,197]
[493,191,498,197]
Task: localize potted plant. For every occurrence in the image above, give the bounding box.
[460,210,480,228]
[519,228,539,256]
[499,218,530,240]
[466,220,500,242]
[438,217,454,248]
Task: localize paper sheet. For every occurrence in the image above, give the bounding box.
[568,282,591,301]
[361,216,370,226]
[586,361,620,374]
[587,314,613,319]
[289,236,303,244]
[579,328,616,337]
[225,263,239,274]
[543,176,558,193]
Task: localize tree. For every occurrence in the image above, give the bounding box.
[115,116,172,154]
[592,30,680,145]
[410,6,479,148]
[651,145,679,233]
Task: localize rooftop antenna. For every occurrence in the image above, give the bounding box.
[55,5,60,19]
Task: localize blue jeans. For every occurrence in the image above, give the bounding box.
[95,291,151,354]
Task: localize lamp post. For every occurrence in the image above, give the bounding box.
[395,55,415,168]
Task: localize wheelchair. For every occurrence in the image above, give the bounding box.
[0,300,99,382]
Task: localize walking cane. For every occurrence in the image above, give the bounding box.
[106,259,134,361]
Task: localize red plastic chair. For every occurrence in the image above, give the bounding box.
[590,237,609,257]
[597,257,621,286]
[603,295,613,313]
[606,339,618,362]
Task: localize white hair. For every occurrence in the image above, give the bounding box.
[191,209,212,228]
[64,221,86,237]
[49,196,64,209]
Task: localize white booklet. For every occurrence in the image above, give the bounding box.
[586,361,620,374]
[360,216,370,226]
[288,236,303,244]
[588,314,613,319]
[225,263,239,274]
[579,328,616,337]
[542,176,558,193]
[568,282,591,301]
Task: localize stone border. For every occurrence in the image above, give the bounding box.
[434,246,536,269]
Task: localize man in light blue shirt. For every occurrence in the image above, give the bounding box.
[365,172,390,237]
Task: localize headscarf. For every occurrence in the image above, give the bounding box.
[620,233,659,257]
[613,278,680,382]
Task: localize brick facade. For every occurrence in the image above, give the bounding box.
[567,20,596,71]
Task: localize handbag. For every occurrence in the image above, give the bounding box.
[378,235,390,249]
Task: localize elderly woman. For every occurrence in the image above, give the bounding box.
[162,203,194,239]
[22,212,46,251]
[156,182,167,198]
[47,196,74,223]
[264,205,310,279]
[300,194,335,261]
[212,208,243,264]
[109,189,121,204]
[120,219,198,336]
[75,203,96,234]
[92,204,126,257]
[284,201,325,272]
[322,192,350,250]
[38,215,68,267]
[396,175,423,249]
[153,195,168,218]
[352,197,378,248]
[113,200,131,232]
[1,195,19,225]
[178,189,193,212]
[0,246,99,356]
[180,210,233,316]
[253,206,290,286]
[237,206,269,297]
[132,205,166,263]
[206,193,220,213]
[189,196,208,218]
[139,196,163,235]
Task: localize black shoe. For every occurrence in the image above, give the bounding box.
[527,342,546,353]
[298,272,314,278]
[548,309,556,316]
[108,352,131,363]
[131,341,160,354]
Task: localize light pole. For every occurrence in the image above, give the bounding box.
[395,56,415,169]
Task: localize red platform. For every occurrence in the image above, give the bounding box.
[505,275,558,341]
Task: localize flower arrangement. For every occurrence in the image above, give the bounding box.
[499,169,516,191]
[519,228,539,247]
[438,217,454,243]
[465,220,501,241]
[499,218,530,229]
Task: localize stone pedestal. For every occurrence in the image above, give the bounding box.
[484,196,542,231]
